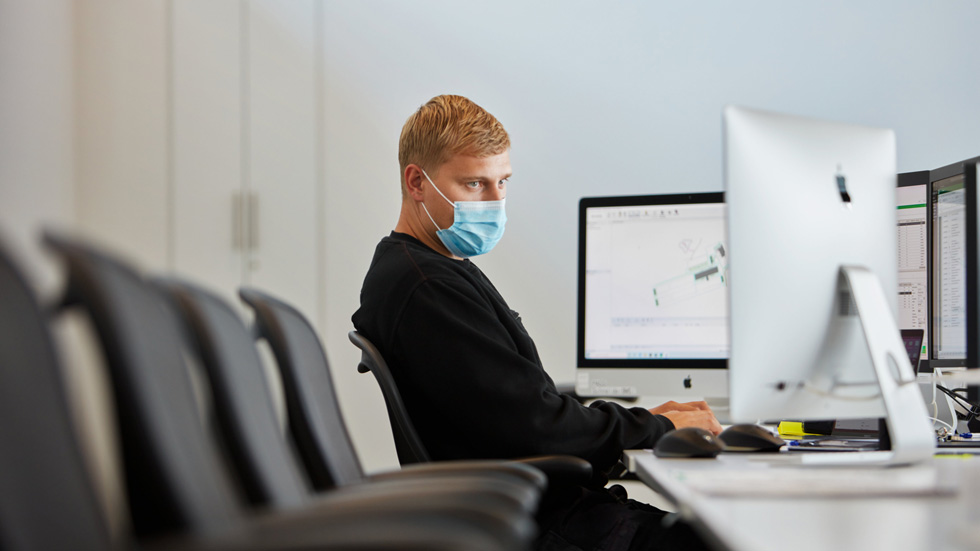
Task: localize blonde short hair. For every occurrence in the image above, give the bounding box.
[398,95,510,195]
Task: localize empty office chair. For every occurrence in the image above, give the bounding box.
[155,277,540,515]
[238,288,591,492]
[44,233,534,551]
[0,239,113,551]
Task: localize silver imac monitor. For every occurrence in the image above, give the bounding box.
[575,193,729,410]
[724,106,934,464]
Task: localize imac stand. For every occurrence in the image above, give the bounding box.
[802,266,936,466]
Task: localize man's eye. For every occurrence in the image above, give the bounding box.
[499,178,509,187]
[466,181,482,189]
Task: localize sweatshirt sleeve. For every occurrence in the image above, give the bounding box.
[384,275,674,474]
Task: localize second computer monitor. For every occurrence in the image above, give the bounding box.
[725,105,898,423]
[575,193,728,404]
[928,156,980,369]
[897,171,930,370]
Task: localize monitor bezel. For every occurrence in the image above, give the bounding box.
[576,192,727,370]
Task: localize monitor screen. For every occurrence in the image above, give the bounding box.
[897,172,929,369]
[930,170,968,363]
[576,193,728,401]
[581,196,727,361]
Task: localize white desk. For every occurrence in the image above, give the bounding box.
[627,450,980,551]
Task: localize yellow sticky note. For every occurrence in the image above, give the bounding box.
[777,421,820,437]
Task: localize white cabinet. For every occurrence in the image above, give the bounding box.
[78,0,321,323]
[243,0,319,321]
[172,0,244,304]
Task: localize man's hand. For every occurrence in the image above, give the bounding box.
[648,400,711,415]
[649,401,722,435]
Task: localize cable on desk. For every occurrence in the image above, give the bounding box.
[936,384,980,427]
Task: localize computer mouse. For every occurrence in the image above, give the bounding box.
[653,427,723,458]
[718,424,785,452]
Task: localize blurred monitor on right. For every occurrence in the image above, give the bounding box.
[724,106,934,464]
[928,157,980,369]
[929,158,980,429]
[967,161,980,420]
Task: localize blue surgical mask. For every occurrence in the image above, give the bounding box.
[420,169,507,258]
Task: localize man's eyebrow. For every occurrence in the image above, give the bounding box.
[458,173,512,181]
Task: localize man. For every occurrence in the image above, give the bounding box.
[353,95,720,551]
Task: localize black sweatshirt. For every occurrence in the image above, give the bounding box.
[352,232,674,473]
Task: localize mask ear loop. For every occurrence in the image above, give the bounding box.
[419,168,456,232]
[420,202,443,231]
[421,169,457,207]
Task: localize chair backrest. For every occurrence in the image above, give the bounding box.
[0,241,112,551]
[154,278,309,509]
[238,288,365,489]
[348,330,431,465]
[44,234,243,539]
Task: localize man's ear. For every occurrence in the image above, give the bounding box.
[404,165,426,201]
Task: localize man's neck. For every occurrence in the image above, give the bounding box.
[394,205,459,259]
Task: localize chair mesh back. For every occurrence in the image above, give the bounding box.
[45,234,242,539]
[239,288,365,489]
[156,279,309,509]
[0,243,111,551]
[348,331,431,465]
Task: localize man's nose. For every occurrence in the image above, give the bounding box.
[487,186,505,201]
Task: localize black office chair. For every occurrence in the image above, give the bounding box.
[44,233,534,551]
[237,287,591,493]
[155,277,540,515]
[347,330,597,489]
[0,238,353,551]
[0,239,113,550]
[348,331,430,464]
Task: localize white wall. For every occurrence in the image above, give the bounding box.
[320,0,980,469]
[0,0,75,290]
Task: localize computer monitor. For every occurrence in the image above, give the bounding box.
[897,171,930,371]
[928,157,980,369]
[966,161,980,418]
[575,193,729,408]
[724,106,934,464]
[931,158,980,426]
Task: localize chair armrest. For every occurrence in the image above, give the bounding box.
[337,473,540,513]
[376,459,547,490]
[512,455,593,489]
[373,455,592,492]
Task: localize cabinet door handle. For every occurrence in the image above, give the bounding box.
[248,192,259,252]
[232,191,244,251]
